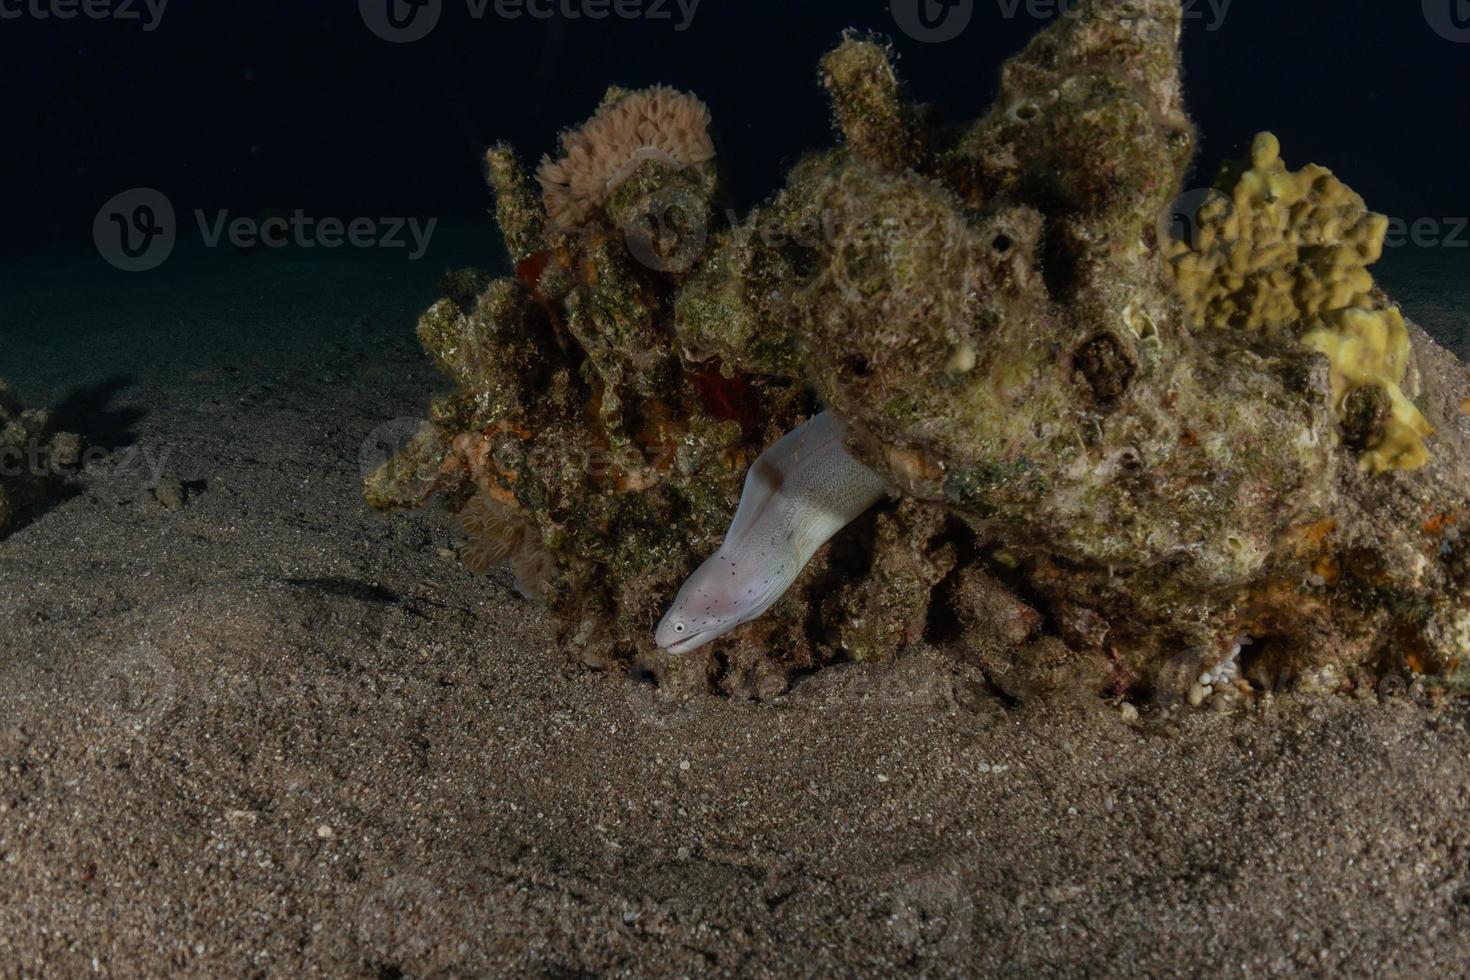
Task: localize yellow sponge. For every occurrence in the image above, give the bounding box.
[1167,132,1432,472]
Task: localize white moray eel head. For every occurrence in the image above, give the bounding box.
[655,549,782,654]
[655,410,889,654]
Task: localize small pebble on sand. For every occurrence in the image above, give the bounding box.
[315,824,334,840]
[154,479,186,511]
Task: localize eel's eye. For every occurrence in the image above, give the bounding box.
[674,623,685,633]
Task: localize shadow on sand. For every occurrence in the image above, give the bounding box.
[52,375,146,450]
[4,376,148,538]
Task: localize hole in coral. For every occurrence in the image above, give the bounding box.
[992,233,1014,254]
[1073,333,1137,408]
[924,570,966,646]
[847,354,871,378]
[1236,635,1291,694]
[797,500,892,656]
[777,239,819,281]
[824,504,885,578]
[629,662,660,688]
[922,519,999,647]
[1041,222,1082,300]
[1341,384,1392,453]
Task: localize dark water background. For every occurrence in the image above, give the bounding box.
[2,0,1467,360]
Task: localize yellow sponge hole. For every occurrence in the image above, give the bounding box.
[1301,307,1433,473]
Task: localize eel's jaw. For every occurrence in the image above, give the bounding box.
[655,548,753,654]
[654,605,725,654]
[656,625,722,655]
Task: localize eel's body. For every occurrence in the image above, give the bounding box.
[655,410,889,654]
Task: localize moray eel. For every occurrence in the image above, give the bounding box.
[655,410,890,654]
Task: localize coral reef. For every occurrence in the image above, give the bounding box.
[0,380,81,538]
[368,0,1470,702]
[365,87,839,697]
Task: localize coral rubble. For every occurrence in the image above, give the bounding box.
[0,380,81,538]
[368,0,1470,701]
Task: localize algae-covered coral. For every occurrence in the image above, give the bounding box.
[0,379,81,538]
[368,0,1470,702]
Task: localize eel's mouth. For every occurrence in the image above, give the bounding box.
[656,622,721,656]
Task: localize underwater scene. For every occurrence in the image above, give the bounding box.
[3,0,1470,973]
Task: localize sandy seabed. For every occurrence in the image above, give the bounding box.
[2,234,1470,977]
